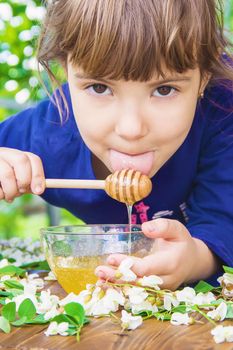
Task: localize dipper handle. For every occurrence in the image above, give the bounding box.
[45,169,152,205]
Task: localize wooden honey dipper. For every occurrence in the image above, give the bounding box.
[45,169,152,205]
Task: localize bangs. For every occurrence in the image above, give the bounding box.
[58,0,206,81]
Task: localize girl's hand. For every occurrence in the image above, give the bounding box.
[95,218,219,290]
[0,147,45,202]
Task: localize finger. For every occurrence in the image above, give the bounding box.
[142,218,189,241]
[95,262,177,290]
[111,252,179,277]
[25,152,45,194]
[107,254,128,266]
[95,265,117,281]
[0,159,18,201]
[1,150,32,193]
[159,276,182,291]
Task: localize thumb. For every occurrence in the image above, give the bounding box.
[142,218,189,241]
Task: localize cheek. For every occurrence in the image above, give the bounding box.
[71,96,109,146]
[153,98,197,143]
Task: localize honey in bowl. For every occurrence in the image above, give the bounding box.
[41,224,154,294]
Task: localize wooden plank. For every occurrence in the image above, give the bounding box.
[0,281,232,350]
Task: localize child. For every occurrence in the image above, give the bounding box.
[0,0,233,290]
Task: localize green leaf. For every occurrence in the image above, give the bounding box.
[2,302,16,322]
[18,299,36,320]
[11,316,27,326]
[155,312,171,321]
[194,280,215,293]
[20,260,50,271]
[171,305,187,314]
[223,266,233,274]
[52,314,78,327]
[0,265,25,277]
[0,291,13,297]
[67,328,78,336]
[4,280,24,290]
[6,289,23,297]
[0,316,11,333]
[83,317,90,325]
[226,304,233,319]
[25,314,48,324]
[64,302,85,326]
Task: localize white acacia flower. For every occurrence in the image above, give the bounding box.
[137,275,163,289]
[87,298,110,316]
[163,293,180,311]
[37,290,60,314]
[211,325,233,344]
[60,290,94,315]
[124,286,148,305]
[116,258,137,282]
[175,287,196,304]
[105,288,125,307]
[44,321,69,336]
[28,273,39,279]
[21,276,44,290]
[121,310,143,330]
[22,282,38,296]
[130,300,158,314]
[44,271,57,281]
[59,292,83,306]
[217,273,233,286]
[170,312,193,326]
[192,292,216,308]
[0,259,10,268]
[218,273,233,297]
[86,287,125,316]
[207,302,227,321]
[44,305,61,321]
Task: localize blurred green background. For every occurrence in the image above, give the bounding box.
[0,0,80,239]
[0,0,232,239]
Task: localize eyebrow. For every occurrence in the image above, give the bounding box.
[75,73,192,85]
[148,77,192,86]
[75,73,111,84]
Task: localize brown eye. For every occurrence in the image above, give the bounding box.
[92,84,108,94]
[157,86,173,96]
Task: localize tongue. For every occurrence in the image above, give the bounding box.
[109,150,154,175]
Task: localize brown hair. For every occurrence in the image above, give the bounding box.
[37,0,233,116]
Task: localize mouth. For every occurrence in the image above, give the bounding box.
[109,149,154,176]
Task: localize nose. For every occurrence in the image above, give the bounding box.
[115,102,148,140]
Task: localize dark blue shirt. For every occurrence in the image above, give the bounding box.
[1,83,233,272]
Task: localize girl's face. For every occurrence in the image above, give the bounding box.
[67,61,205,178]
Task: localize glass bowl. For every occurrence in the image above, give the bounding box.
[40,224,154,294]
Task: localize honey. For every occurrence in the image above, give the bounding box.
[48,255,107,294]
[54,266,98,293]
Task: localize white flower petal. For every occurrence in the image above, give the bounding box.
[121,310,143,330]
[138,275,163,289]
[207,302,227,321]
[170,312,192,326]
[211,325,233,344]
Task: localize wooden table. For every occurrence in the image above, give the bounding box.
[1,279,233,350]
